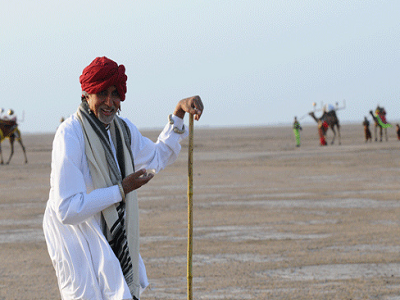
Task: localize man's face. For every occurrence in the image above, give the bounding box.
[86,85,121,125]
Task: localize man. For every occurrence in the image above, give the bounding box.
[292,116,302,147]
[42,56,204,300]
[0,109,19,139]
[363,116,372,142]
[5,109,17,122]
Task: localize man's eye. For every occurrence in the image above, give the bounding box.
[112,91,119,97]
[98,91,107,97]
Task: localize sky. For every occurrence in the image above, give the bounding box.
[1,0,399,133]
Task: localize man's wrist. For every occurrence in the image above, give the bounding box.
[117,182,126,202]
[172,108,185,119]
[168,114,185,134]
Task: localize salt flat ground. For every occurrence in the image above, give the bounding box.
[0,123,400,300]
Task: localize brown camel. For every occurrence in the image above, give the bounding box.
[0,120,28,164]
[309,110,341,145]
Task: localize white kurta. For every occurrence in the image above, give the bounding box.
[43,113,187,300]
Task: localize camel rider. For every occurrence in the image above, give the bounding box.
[324,104,335,113]
[373,107,392,129]
[2,109,17,122]
[6,109,17,122]
[292,116,302,147]
[1,109,20,139]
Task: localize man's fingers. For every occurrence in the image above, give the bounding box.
[139,173,154,183]
[122,169,154,195]
[134,169,147,178]
[193,96,203,111]
[190,96,203,120]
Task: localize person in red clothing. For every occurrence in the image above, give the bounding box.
[318,120,328,146]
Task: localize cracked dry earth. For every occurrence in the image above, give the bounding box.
[1,123,400,300]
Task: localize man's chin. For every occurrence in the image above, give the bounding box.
[98,114,116,125]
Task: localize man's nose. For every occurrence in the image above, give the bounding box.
[104,95,113,106]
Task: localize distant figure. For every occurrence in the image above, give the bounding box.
[369,106,392,142]
[324,103,335,113]
[1,109,18,136]
[3,109,17,122]
[396,124,400,141]
[318,120,328,146]
[57,117,66,130]
[1,109,19,133]
[0,109,27,164]
[292,116,302,147]
[309,109,341,145]
[363,117,372,142]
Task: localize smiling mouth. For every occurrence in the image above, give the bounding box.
[101,107,115,116]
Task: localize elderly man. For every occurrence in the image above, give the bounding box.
[43,56,203,300]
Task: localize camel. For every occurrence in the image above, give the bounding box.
[309,110,341,145]
[0,119,28,164]
[369,106,390,142]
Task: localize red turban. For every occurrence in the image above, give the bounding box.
[79,56,128,101]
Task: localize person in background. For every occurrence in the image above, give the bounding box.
[292,116,302,147]
[363,116,372,142]
[1,109,19,136]
[42,56,204,300]
[2,109,17,122]
[318,120,328,146]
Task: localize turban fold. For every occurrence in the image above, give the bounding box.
[79,56,128,101]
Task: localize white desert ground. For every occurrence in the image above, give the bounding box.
[1,123,400,300]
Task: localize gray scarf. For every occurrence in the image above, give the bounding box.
[77,102,140,299]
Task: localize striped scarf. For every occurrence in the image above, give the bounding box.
[77,102,140,299]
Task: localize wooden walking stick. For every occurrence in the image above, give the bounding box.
[187,113,194,300]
